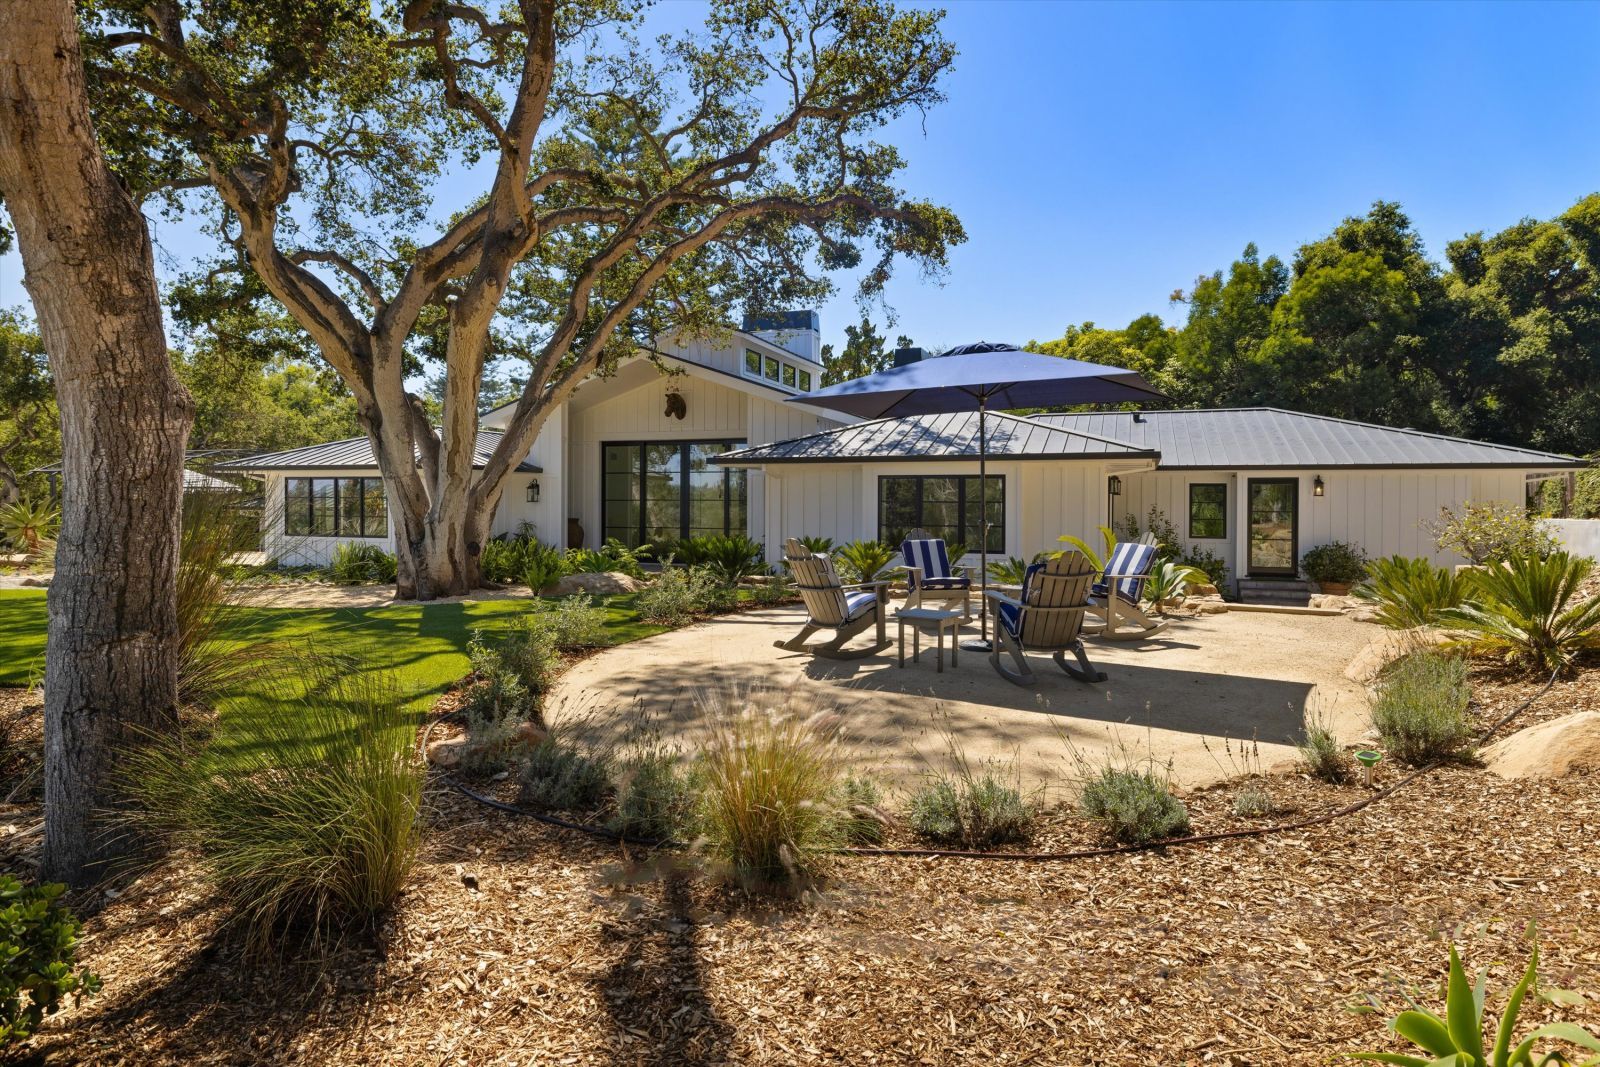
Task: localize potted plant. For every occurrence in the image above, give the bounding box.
[1300,540,1368,596]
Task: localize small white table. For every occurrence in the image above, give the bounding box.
[896,607,964,672]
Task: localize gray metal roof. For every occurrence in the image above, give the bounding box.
[1030,408,1585,470]
[714,411,1158,466]
[219,430,541,473]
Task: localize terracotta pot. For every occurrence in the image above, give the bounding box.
[1318,581,1352,596]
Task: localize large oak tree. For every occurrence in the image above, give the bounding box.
[85,0,964,598]
[0,0,193,883]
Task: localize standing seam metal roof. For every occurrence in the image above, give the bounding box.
[1029,408,1585,469]
[216,430,541,473]
[712,411,1157,465]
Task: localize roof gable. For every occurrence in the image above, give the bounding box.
[1029,408,1584,470]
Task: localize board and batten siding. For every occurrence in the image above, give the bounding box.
[1114,468,1529,585]
[260,468,395,567]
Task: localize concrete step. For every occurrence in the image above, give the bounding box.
[1237,578,1311,607]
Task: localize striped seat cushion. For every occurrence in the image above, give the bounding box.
[901,539,969,589]
[1097,541,1157,603]
[842,590,877,621]
[998,561,1047,638]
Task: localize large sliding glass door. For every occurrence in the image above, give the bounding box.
[603,441,747,547]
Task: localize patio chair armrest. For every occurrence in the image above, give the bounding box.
[840,580,892,593]
[983,590,1023,610]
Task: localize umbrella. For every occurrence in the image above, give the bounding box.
[787,342,1167,648]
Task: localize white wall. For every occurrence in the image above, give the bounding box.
[1543,518,1600,560]
[487,404,566,544]
[1114,467,1530,584]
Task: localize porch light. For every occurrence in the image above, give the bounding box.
[1313,475,1325,497]
[527,480,540,503]
[1107,476,1122,496]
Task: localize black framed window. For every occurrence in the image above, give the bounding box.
[1189,483,1228,540]
[877,475,1004,553]
[284,476,387,537]
[602,441,748,547]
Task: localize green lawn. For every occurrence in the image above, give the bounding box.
[0,588,668,699]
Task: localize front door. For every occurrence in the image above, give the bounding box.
[1247,479,1298,576]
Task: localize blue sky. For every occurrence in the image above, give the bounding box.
[3,0,1598,355]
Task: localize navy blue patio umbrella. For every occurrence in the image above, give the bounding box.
[786,342,1168,649]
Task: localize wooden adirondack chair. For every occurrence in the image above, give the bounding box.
[1084,532,1171,641]
[897,529,973,617]
[984,550,1107,687]
[775,538,891,660]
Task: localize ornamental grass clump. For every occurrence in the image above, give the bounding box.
[1370,649,1474,766]
[695,691,847,889]
[1297,705,1348,784]
[123,662,424,956]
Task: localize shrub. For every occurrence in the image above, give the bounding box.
[565,538,649,579]
[1440,550,1600,674]
[747,575,796,607]
[522,540,568,592]
[1232,784,1275,818]
[125,664,424,955]
[535,592,610,651]
[833,539,896,583]
[1176,545,1228,586]
[1353,555,1473,630]
[0,878,100,1047]
[636,566,717,625]
[1572,468,1600,519]
[698,535,767,586]
[1057,526,1117,572]
[695,695,846,888]
[1430,501,1558,565]
[1354,938,1600,1067]
[479,525,547,584]
[908,766,1035,849]
[1300,540,1368,585]
[485,616,559,696]
[1115,505,1180,556]
[611,750,700,842]
[328,542,398,584]
[0,497,58,557]
[1077,757,1190,845]
[1297,708,1348,784]
[986,556,1030,586]
[1370,650,1473,765]
[519,738,612,812]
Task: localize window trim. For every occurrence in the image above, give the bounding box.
[876,474,1006,554]
[284,475,388,538]
[600,439,749,547]
[1188,482,1228,540]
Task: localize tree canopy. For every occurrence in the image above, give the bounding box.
[1031,195,1600,456]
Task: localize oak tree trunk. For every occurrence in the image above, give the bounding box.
[0,0,194,883]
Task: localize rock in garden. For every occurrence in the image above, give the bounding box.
[1197,600,1229,615]
[1344,628,1449,683]
[425,737,468,769]
[1483,712,1600,779]
[514,721,549,746]
[546,571,643,595]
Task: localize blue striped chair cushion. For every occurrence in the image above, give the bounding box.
[901,539,968,588]
[999,561,1048,638]
[1096,541,1157,603]
[842,590,877,621]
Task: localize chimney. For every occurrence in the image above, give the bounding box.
[893,346,924,367]
[741,310,821,364]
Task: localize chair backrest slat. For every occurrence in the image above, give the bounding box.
[1104,540,1157,602]
[785,548,850,626]
[1016,551,1095,649]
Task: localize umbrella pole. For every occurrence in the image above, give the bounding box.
[963,395,992,652]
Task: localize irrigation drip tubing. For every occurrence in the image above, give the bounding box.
[425,663,1561,864]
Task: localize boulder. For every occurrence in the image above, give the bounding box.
[1190,583,1219,597]
[1197,600,1230,615]
[1483,712,1600,779]
[426,736,469,769]
[546,571,643,596]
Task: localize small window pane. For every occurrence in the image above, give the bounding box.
[337,478,363,536]
[782,364,796,387]
[764,355,780,381]
[310,479,336,536]
[745,349,761,375]
[362,479,387,537]
[1189,483,1227,539]
[285,478,311,536]
[798,370,812,391]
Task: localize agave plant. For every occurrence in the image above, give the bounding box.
[1437,551,1600,673]
[0,496,60,556]
[1144,560,1205,612]
[1352,939,1600,1066]
[1354,555,1473,631]
[1056,526,1117,572]
[833,539,897,583]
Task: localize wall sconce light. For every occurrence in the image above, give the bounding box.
[1313,475,1325,498]
[526,480,541,503]
[1107,475,1123,497]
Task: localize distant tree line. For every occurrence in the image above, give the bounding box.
[1029,196,1600,458]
